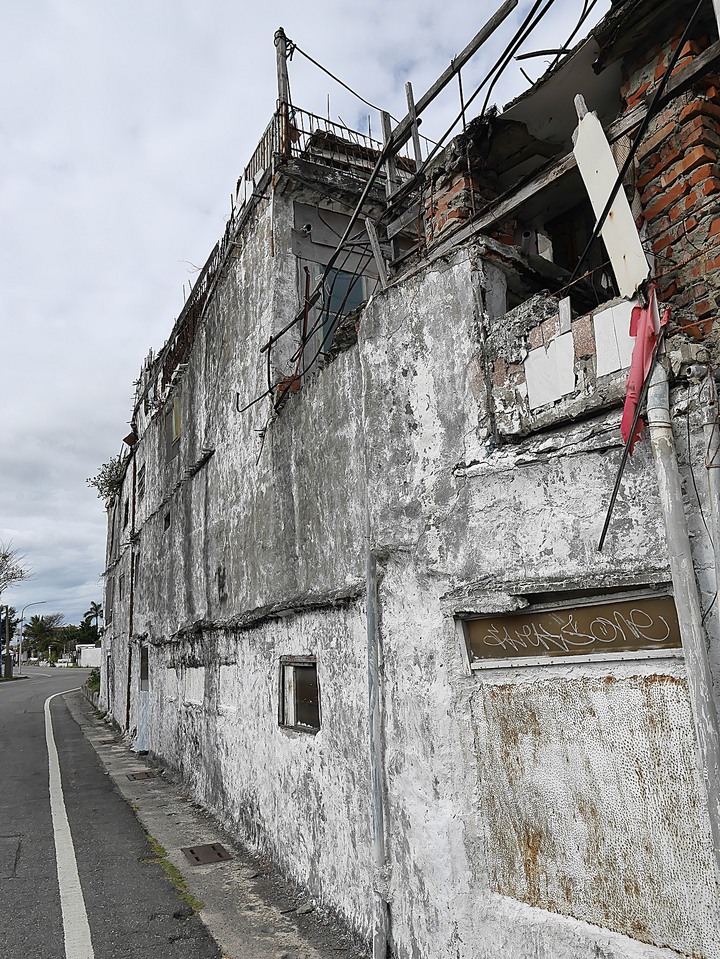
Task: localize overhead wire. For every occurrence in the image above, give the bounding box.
[289,41,399,121]
[548,0,601,70]
[479,0,561,117]
[379,0,561,215]
[697,372,720,623]
[687,381,713,543]
[289,40,438,151]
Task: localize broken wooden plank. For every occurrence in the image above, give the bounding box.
[405,82,423,167]
[381,111,399,199]
[573,94,649,298]
[365,218,388,289]
[387,200,422,240]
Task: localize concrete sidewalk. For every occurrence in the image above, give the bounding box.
[66,690,364,959]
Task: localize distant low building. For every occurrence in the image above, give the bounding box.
[76,644,101,668]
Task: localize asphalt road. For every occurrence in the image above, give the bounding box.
[0,669,221,959]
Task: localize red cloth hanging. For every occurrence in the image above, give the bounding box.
[620,283,670,453]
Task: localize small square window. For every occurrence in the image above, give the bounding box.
[279,658,320,732]
[123,498,129,528]
[137,463,146,503]
[164,512,171,531]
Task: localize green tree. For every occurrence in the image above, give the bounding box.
[24,613,64,659]
[73,620,98,645]
[83,601,103,631]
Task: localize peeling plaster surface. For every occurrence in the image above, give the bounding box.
[101,170,720,959]
[473,676,716,954]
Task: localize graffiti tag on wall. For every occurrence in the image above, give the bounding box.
[465,595,681,664]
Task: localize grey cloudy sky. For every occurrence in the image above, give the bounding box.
[1,0,610,625]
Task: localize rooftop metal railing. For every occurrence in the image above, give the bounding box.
[236,105,413,208]
[153,106,406,396]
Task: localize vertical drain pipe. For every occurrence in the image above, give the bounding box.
[647,362,720,882]
[367,512,389,959]
[701,376,720,627]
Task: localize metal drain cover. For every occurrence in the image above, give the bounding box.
[181,843,232,865]
[126,771,155,781]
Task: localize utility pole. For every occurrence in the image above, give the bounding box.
[17,601,47,674]
[3,604,12,679]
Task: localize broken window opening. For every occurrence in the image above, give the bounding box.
[105,576,114,625]
[316,266,370,349]
[500,185,622,320]
[171,395,181,443]
[299,263,373,372]
[279,657,320,733]
[166,394,182,460]
[544,199,619,304]
[140,645,149,692]
[137,463,146,503]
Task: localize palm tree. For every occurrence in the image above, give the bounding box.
[84,602,103,630]
[24,613,64,659]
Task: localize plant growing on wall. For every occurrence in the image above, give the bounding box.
[87,455,126,503]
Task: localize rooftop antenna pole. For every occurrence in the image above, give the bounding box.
[274,27,291,105]
[275,27,291,158]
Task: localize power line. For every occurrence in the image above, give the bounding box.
[382,0,560,212]
[289,41,398,121]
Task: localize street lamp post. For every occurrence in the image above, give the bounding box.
[18,601,47,675]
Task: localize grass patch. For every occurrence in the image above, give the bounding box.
[143,835,204,912]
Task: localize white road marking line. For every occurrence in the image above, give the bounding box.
[45,690,95,959]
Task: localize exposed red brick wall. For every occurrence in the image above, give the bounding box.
[623,23,720,341]
[424,167,515,248]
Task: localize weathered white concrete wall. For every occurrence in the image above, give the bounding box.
[358,248,720,958]
[101,178,720,959]
[146,606,374,938]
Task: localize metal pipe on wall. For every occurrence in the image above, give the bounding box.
[701,374,720,629]
[366,514,389,959]
[647,361,720,883]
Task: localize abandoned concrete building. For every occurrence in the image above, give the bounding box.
[100,1,720,956]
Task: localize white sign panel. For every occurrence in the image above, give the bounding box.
[573,98,649,298]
